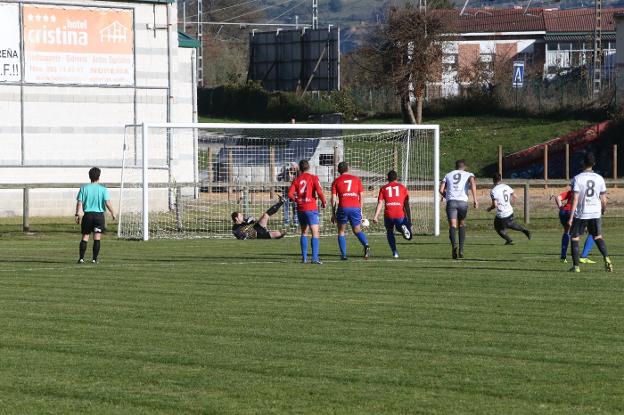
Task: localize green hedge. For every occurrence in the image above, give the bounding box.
[198,82,357,121]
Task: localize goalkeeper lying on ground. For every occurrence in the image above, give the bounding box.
[231,196,286,240]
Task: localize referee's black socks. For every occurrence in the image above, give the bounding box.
[79,240,87,260]
[93,240,101,261]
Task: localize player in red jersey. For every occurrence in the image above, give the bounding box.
[331,162,370,260]
[288,159,327,264]
[556,185,594,263]
[373,170,412,258]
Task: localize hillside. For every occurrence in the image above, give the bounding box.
[259,0,624,30]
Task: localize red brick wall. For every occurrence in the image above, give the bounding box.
[458,44,480,70]
[495,43,518,62]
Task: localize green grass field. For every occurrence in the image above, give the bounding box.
[1,221,623,414]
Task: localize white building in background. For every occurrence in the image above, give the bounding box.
[428,7,622,98]
[0,0,199,217]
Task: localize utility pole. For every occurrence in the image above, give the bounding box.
[312,0,318,29]
[197,0,204,86]
[592,0,602,96]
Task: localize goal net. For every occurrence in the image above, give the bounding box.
[118,123,440,240]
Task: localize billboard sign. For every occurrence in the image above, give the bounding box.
[0,2,21,82]
[23,4,134,85]
[249,28,340,92]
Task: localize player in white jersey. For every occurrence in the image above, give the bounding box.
[487,173,531,244]
[439,159,478,259]
[567,153,612,272]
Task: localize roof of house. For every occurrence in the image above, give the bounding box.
[455,8,545,33]
[436,7,624,34]
[543,8,623,32]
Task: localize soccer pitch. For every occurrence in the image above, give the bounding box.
[0,225,622,414]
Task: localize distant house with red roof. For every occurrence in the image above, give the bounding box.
[428,7,619,98]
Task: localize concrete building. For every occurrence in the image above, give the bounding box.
[430,8,621,97]
[0,0,199,217]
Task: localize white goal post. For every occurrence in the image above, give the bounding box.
[118,122,440,240]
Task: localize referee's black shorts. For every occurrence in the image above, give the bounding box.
[570,218,602,238]
[81,212,106,235]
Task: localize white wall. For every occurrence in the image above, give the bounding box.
[0,0,197,217]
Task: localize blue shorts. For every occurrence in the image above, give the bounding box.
[559,210,571,227]
[297,210,320,226]
[384,217,407,232]
[336,207,362,227]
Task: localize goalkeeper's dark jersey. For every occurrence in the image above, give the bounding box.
[232,219,257,240]
[232,218,271,240]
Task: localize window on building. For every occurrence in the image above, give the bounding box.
[479,53,495,72]
[516,53,534,66]
[443,54,458,72]
[319,154,334,166]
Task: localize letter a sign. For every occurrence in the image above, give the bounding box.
[512,61,524,88]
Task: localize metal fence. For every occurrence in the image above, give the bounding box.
[1,178,623,234]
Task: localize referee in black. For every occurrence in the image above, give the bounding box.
[75,167,116,263]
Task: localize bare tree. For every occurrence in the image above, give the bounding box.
[360,3,453,123]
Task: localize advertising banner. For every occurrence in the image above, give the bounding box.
[0,2,21,83]
[23,4,134,85]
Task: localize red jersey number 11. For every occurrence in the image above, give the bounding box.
[386,186,400,198]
